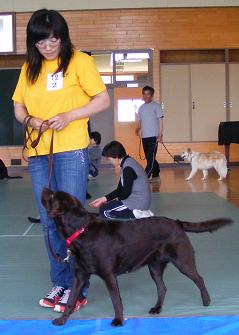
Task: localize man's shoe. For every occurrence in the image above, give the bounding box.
[39,286,65,308]
[54,289,87,313]
[28,216,41,223]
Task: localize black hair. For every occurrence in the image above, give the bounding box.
[90,131,101,145]
[26,9,74,84]
[102,141,126,159]
[142,85,155,95]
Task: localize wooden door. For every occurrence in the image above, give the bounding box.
[229,64,239,121]
[160,64,191,142]
[191,64,226,141]
[114,87,143,163]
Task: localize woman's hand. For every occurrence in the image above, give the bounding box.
[48,112,73,131]
[30,117,49,131]
[14,103,49,131]
[89,196,107,208]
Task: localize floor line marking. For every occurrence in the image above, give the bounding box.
[0,234,43,237]
[22,222,35,236]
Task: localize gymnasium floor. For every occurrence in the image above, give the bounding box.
[0,166,239,334]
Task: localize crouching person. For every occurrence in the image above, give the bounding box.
[90,141,153,220]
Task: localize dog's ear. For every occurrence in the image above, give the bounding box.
[41,187,54,212]
[41,188,64,217]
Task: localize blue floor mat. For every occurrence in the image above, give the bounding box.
[1,316,239,335]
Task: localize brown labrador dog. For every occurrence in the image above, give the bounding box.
[41,187,232,327]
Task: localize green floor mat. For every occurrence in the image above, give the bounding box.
[0,172,239,319]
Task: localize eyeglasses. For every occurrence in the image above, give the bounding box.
[35,37,60,48]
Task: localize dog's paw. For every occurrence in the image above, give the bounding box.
[149,306,161,314]
[52,317,67,326]
[185,177,191,181]
[202,296,211,306]
[111,318,123,327]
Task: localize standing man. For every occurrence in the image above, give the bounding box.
[135,86,164,180]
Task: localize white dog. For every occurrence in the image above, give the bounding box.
[181,149,227,181]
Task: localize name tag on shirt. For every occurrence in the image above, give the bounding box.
[47,71,63,91]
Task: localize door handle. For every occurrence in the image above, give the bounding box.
[192,101,195,110]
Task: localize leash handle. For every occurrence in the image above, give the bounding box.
[23,116,54,186]
[30,120,49,148]
[22,116,35,161]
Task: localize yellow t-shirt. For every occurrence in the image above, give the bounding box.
[12,50,106,156]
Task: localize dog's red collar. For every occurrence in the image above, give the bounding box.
[66,228,85,248]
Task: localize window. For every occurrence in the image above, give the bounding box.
[117,99,144,122]
[92,52,113,84]
[0,13,16,53]
[114,52,150,84]
[91,50,152,87]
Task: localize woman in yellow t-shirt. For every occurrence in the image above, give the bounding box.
[12,9,109,313]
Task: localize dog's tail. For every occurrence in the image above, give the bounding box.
[178,218,233,233]
[214,156,228,179]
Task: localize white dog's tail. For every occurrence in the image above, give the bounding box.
[214,157,228,179]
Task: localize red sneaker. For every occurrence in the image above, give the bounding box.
[39,286,65,308]
[54,289,87,313]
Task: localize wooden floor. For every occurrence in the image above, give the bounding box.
[8,165,239,208]
[150,166,239,208]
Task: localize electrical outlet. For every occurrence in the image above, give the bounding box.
[11,159,22,166]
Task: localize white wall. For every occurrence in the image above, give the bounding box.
[1,0,239,12]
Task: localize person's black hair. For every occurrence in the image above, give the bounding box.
[90,131,101,145]
[102,141,126,159]
[26,9,74,84]
[142,85,155,95]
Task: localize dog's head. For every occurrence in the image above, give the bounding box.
[181,148,192,161]
[41,188,90,239]
[41,187,85,218]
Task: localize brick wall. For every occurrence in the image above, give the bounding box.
[15,8,239,53]
[1,7,239,165]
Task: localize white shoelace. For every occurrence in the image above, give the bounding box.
[46,286,64,299]
[59,289,71,304]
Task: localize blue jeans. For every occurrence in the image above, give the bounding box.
[28,149,89,294]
